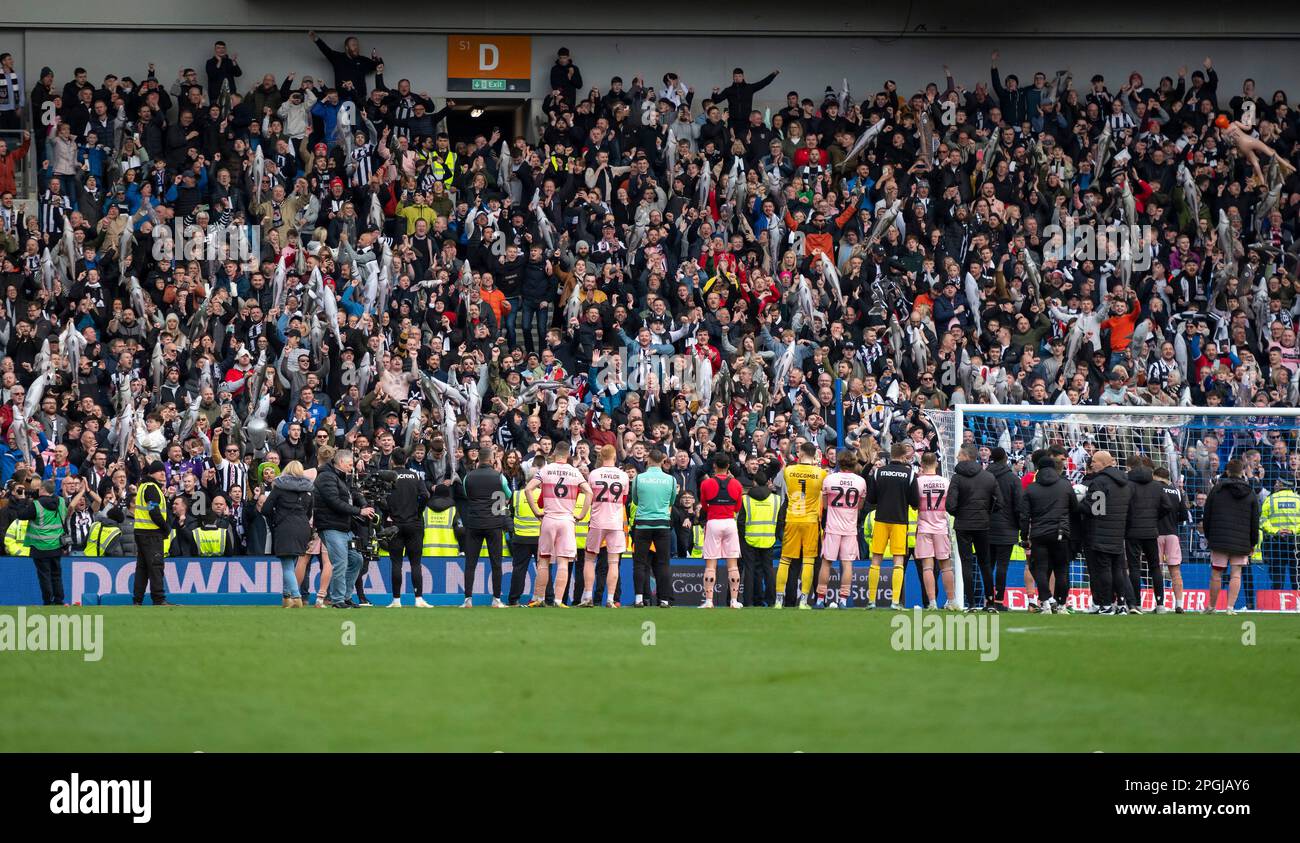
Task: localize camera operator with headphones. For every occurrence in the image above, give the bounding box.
[11,478,71,605]
[314,448,375,609]
[385,448,431,607]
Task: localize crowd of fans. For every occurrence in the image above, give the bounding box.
[1,35,1300,562]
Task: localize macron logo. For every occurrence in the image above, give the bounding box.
[50,774,151,823]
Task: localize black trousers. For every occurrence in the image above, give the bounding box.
[465,527,505,598]
[633,528,671,605]
[33,554,65,605]
[573,546,624,603]
[1090,549,1136,608]
[133,531,167,604]
[1127,538,1162,606]
[507,541,541,604]
[355,558,372,602]
[989,543,1013,603]
[387,522,425,596]
[954,529,992,607]
[1030,537,1071,605]
[740,543,775,606]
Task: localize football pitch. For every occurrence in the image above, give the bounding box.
[3,607,1298,753]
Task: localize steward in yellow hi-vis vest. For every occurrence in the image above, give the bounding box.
[737,472,780,607]
[423,506,459,557]
[133,461,173,605]
[506,487,541,606]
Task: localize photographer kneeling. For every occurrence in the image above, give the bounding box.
[314,449,375,609]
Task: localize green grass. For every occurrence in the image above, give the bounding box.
[2,606,1299,752]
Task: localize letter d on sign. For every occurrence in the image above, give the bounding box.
[479,43,500,72]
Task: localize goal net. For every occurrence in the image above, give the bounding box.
[922,405,1300,612]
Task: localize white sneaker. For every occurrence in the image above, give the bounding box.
[1202,606,1216,615]
[605,599,616,608]
[577,598,594,607]
[388,598,402,608]
[797,593,808,608]
[634,599,645,607]
[891,602,906,611]
[492,598,506,608]
[943,600,959,611]
[414,596,432,608]
[1154,604,1170,615]
[315,597,327,608]
[699,600,714,609]
[827,597,840,609]
[1226,608,1238,615]
[729,600,743,609]
[774,595,785,609]
[460,598,473,608]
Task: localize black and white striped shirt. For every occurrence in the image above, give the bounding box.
[350,143,374,187]
[217,459,248,497]
[1146,357,1173,387]
[40,191,71,233]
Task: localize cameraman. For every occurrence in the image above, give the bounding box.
[13,479,69,605]
[386,448,431,607]
[315,448,375,609]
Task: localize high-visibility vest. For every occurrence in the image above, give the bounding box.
[84,523,121,556]
[742,494,778,548]
[907,506,918,551]
[624,502,636,558]
[5,520,30,556]
[1011,543,1027,562]
[1261,490,1300,536]
[134,481,166,531]
[863,509,875,545]
[423,506,459,556]
[430,150,458,185]
[24,499,67,551]
[513,489,540,538]
[574,492,590,551]
[194,527,227,557]
[689,524,704,557]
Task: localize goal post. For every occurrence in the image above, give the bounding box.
[922,404,1300,611]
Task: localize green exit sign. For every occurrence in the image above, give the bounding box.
[471,79,506,91]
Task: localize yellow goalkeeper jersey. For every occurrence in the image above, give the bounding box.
[782,463,827,523]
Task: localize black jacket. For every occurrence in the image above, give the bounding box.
[313,463,363,532]
[988,461,1022,545]
[460,466,510,530]
[1125,465,1171,540]
[1082,466,1132,553]
[260,474,315,556]
[1019,466,1078,542]
[387,467,430,526]
[866,460,919,524]
[313,37,380,102]
[1202,476,1261,555]
[1156,481,1189,536]
[945,459,1001,532]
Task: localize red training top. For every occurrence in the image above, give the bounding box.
[699,473,744,521]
